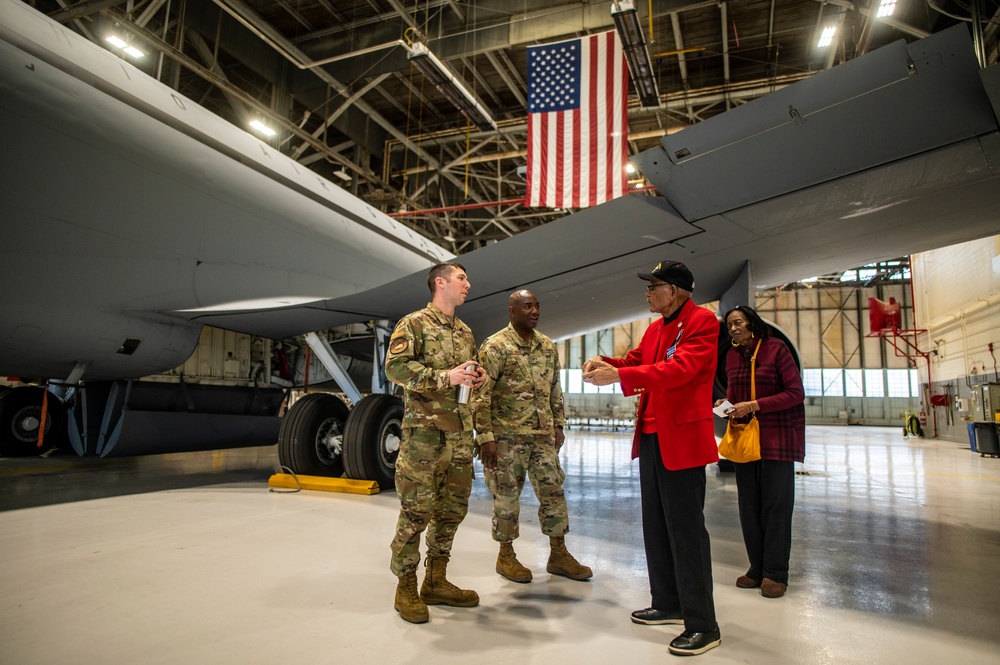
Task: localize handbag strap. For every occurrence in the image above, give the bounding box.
[749,339,762,402]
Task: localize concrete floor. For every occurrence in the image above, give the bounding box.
[1,425,998,664]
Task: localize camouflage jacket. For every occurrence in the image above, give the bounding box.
[384,302,478,431]
[475,324,565,444]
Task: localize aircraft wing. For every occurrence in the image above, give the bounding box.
[194,25,1000,343]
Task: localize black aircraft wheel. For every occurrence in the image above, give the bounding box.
[343,394,403,491]
[277,393,349,477]
[0,387,66,457]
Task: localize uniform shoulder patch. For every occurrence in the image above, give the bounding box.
[389,337,409,355]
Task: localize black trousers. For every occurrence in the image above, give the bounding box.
[734,459,795,584]
[638,433,717,632]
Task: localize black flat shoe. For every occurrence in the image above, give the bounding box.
[630,607,683,625]
[668,628,721,656]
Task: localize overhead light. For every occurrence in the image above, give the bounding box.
[442,233,456,242]
[817,26,837,48]
[332,168,351,182]
[249,120,276,137]
[626,163,636,174]
[876,0,896,18]
[105,34,144,58]
[611,0,660,108]
[404,40,497,132]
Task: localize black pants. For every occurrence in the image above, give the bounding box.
[639,433,717,632]
[734,459,795,584]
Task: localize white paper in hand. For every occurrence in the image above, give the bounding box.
[713,400,734,419]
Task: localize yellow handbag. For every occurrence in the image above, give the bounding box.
[718,339,762,464]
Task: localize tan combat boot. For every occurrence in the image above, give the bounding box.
[420,557,480,607]
[496,541,532,583]
[546,536,593,581]
[394,571,429,623]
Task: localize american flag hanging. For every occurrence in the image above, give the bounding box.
[525,31,629,209]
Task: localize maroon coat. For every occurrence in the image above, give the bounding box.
[602,299,719,471]
[725,337,806,462]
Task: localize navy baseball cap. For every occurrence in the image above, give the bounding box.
[637,260,695,291]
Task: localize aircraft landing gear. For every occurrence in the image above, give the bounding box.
[0,386,65,457]
[278,326,403,489]
[277,393,349,476]
[343,394,403,491]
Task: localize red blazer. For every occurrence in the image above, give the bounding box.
[602,299,719,470]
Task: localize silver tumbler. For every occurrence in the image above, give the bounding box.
[457,364,475,404]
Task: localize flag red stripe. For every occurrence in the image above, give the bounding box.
[605,31,615,204]
[555,110,564,207]
[588,34,599,209]
[572,106,581,208]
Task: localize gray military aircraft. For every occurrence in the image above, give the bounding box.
[1,0,998,489]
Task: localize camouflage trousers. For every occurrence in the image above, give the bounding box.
[484,433,569,542]
[389,427,474,576]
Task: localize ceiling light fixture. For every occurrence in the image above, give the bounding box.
[403,38,497,132]
[611,0,660,108]
[817,26,837,48]
[105,34,144,58]
[876,0,897,18]
[332,168,351,182]
[249,120,276,137]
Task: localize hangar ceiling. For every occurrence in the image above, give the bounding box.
[29,0,998,253]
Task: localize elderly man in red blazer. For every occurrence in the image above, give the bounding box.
[583,260,721,657]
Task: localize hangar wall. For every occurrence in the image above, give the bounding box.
[912,235,1000,443]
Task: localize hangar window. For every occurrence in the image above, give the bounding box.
[822,369,845,397]
[563,368,584,394]
[802,369,823,396]
[879,369,919,397]
[845,370,864,397]
[865,370,886,397]
[560,369,624,395]
[887,369,917,397]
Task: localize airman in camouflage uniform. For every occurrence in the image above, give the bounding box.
[476,289,593,583]
[385,262,486,624]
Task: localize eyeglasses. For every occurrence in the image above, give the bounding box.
[645,283,671,293]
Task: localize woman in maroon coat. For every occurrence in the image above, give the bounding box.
[718,305,805,599]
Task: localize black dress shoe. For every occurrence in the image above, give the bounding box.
[630,607,683,625]
[668,628,721,656]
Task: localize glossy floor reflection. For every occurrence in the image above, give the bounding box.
[1,426,998,664]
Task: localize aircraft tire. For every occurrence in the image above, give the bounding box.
[343,394,402,491]
[0,386,64,457]
[277,393,349,477]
